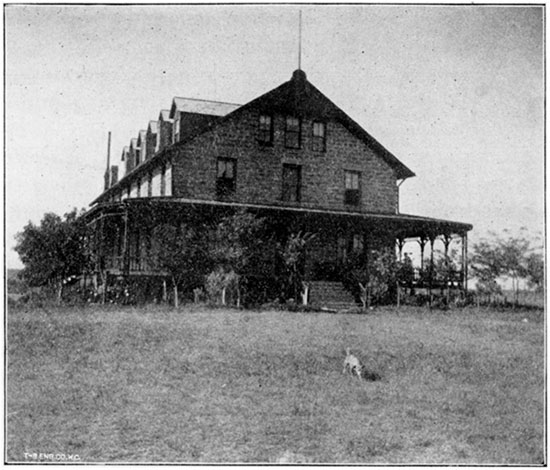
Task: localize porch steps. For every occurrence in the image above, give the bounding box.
[308,281,358,311]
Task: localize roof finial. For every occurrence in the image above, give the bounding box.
[298,10,302,70]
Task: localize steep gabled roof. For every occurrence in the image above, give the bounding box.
[158,109,172,122]
[147,120,158,134]
[137,130,146,146]
[92,70,414,206]
[239,69,415,180]
[168,97,241,119]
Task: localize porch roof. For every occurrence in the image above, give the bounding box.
[84,197,472,239]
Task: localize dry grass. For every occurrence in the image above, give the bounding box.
[6,303,545,464]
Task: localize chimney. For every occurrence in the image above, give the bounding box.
[110,165,119,186]
[104,131,112,191]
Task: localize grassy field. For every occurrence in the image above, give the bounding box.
[6,303,545,464]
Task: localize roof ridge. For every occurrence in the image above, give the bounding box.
[172,96,241,106]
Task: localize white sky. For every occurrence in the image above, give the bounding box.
[5,4,544,268]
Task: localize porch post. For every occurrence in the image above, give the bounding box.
[443,234,452,304]
[397,237,405,261]
[418,237,427,270]
[122,205,130,275]
[462,232,469,293]
[429,236,435,306]
[443,234,451,278]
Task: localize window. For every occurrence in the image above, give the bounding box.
[344,170,361,205]
[338,236,347,261]
[312,122,326,152]
[285,116,301,148]
[174,115,181,143]
[282,164,301,203]
[258,114,273,145]
[130,182,138,198]
[165,162,172,196]
[216,158,236,197]
[352,234,364,253]
[152,168,161,196]
[156,129,161,152]
[160,165,166,196]
[147,173,153,197]
[135,148,141,166]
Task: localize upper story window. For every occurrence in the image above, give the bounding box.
[160,165,166,196]
[156,130,161,153]
[216,158,236,198]
[282,164,301,203]
[312,121,326,152]
[174,116,181,143]
[344,170,361,206]
[258,114,273,145]
[285,116,301,149]
[165,162,172,196]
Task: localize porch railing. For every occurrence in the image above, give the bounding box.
[406,268,464,289]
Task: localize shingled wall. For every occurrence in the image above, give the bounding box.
[171,108,398,214]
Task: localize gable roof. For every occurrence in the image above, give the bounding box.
[169,97,241,119]
[239,69,415,180]
[121,146,129,162]
[92,70,414,205]
[158,109,172,122]
[147,120,158,134]
[137,130,146,146]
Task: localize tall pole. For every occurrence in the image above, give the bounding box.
[298,10,302,70]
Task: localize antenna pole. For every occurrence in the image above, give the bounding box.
[298,10,302,70]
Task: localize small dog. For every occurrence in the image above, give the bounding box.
[343,348,362,379]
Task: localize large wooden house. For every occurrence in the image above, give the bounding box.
[85,69,472,305]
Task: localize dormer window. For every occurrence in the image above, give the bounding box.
[258,114,273,145]
[285,116,301,149]
[174,116,181,143]
[312,121,326,152]
[216,158,236,197]
[344,170,361,206]
[160,165,166,196]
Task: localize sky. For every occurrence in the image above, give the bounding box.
[5,4,544,268]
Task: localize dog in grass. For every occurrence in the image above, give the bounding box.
[343,348,363,379]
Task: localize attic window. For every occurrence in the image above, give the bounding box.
[344,170,361,206]
[160,165,166,196]
[216,158,236,198]
[258,114,273,145]
[285,116,301,149]
[312,122,326,152]
[174,116,181,143]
